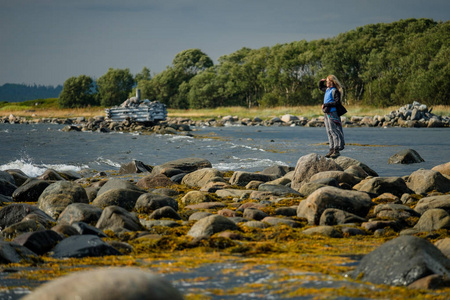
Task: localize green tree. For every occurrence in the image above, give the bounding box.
[97,68,135,107]
[58,75,95,108]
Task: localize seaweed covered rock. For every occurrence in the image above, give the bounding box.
[351,235,450,286]
[38,181,89,219]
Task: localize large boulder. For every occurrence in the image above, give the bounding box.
[57,203,103,225]
[118,160,152,175]
[413,209,450,232]
[388,149,425,164]
[12,179,51,202]
[187,215,239,238]
[181,168,224,188]
[0,203,54,230]
[309,171,360,187]
[414,194,450,214]
[0,170,15,185]
[432,162,450,177]
[297,186,373,225]
[22,268,183,300]
[97,179,144,196]
[319,208,367,226]
[354,177,413,197]
[229,171,279,187]
[0,179,17,197]
[51,235,122,258]
[0,241,38,263]
[257,183,301,196]
[406,169,450,194]
[96,206,143,232]
[151,157,212,176]
[291,153,342,190]
[136,174,175,189]
[351,235,450,286]
[13,230,63,255]
[334,156,378,177]
[91,188,145,211]
[134,193,178,213]
[38,181,89,219]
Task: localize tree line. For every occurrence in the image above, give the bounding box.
[59,18,449,109]
[0,83,62,102]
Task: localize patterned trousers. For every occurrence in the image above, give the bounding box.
[324,111,345,150]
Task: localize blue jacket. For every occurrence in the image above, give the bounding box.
[319,80,341,113]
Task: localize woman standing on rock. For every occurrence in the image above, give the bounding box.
[319,75,346,158]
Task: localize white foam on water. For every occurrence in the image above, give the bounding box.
[94,157,121,168]
[213,156,288,171]
[0,159,87,177]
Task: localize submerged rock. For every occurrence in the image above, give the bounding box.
[388,149,425,164]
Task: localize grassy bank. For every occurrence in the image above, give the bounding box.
[1,98,449,120]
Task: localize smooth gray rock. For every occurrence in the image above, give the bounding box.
[297,186,373,225]
[414,194,450,214]
[354,176,413,197]
[0,203,54,230]
[243,207,268,221]
[229,171,279,187]
[291,153,343,190]
[58,203,103,225]
[0,241,38,263]
[134,193,178,213]
[302,226,343,238]
[96,206,143,232]
[51,235,121,258]
[319,208,367,225]
[118,160,152,175]
[257,183,301,196]
[12,179,51,203]
[149,206,182,220]
[414,209,450,231]
[181,168,223,188]
[97,179,145,196]
[92,188,145,211]
[351,235,450,286]
[13,230,63,255]
[0,179,17,197]
[151,157,212,176]
[406,169,450,194]
[38,181,89,219]
[187,215,239,238]
[22,268,183,300]
[388,149,425,164]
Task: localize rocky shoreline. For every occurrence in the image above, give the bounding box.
[1,149,450,298]
[2,102,449,134]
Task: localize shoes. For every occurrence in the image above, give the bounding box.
[330,149,340,158]
[325,149,334,158]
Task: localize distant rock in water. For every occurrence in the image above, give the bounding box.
[388,149,424,164]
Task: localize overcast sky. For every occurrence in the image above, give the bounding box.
[1,0,448,86]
